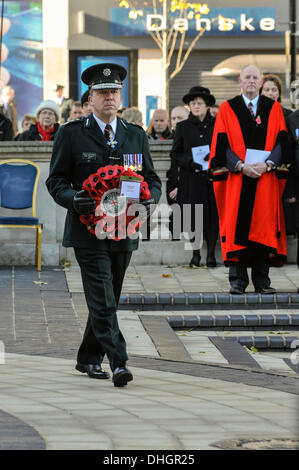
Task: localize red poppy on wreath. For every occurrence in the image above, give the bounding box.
[79,164,151,241]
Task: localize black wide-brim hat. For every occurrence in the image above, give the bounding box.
[81,63,127,90]
[183,86,216,106]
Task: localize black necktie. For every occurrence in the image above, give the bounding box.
[248,102,255,119]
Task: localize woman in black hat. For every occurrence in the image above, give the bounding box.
[171,86,219,267]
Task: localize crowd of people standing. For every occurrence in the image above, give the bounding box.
[1,70,299,286]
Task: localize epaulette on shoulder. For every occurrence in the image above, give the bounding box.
[62,117,84,127]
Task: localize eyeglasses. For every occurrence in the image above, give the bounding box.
[40,110,55,117]
[189,100,206,106]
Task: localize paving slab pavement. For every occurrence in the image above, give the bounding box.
[0,266,299,451]
[0,353,298,450]
[66,264,299,294]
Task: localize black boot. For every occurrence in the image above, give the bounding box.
[206,230,218,267]
[189,249,201,267]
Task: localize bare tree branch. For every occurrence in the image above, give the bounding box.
[170,27,205,80]
[153,0,163,47]
[170,17,219,81]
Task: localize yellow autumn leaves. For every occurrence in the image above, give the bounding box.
[117,0,210,21]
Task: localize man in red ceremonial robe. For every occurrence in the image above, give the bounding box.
[209,65,290,294]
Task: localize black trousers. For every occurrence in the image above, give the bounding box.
[74,248,132,371]
[229,249,270,291]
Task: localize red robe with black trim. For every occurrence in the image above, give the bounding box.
[209,95,290,266]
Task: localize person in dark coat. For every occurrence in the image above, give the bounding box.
[16,100,60,141]
[286,110,299,271]
[166,106,189,239]
[0,112,13,140]
[260,74,295,240]
[0,86,18,136]
[171,86,219,267]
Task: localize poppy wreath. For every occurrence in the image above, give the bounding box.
[79,164,152,241]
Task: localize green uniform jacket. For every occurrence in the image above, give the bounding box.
[46,114,162,251]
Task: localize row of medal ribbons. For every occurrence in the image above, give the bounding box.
[123,153,143,171]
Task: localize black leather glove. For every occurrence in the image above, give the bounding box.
[139,198,155,220]
[73,190,96,215]
[190,161,203,171]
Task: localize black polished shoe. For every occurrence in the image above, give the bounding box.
[75,363,110,379]
[229,286,245,295]
[255,287,276,294]
[189,250,201,267]
[112,366,133,387]
[206,254,216,268]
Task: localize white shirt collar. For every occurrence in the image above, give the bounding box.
[93,113,117,138]
[242,93,259,113]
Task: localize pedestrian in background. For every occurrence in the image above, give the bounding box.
[0,85,18,136]
[286,110,299,273]
[0,111,13,140]
[260,73,296,242]
[122,107,144,127]
[68,101,84,121]
[81,90,93,117]
[147,109,173,140]
[17,100,60,141]
[170,106,189,133]
[54,84,73,124]
[171,86,219,267]
[166,105,189,239]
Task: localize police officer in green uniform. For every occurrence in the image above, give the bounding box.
[46,63,161,387]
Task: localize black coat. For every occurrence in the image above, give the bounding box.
[15,123,60,141]
[0,113,13,140]
[171,111,218,232]
[285,110,299,233]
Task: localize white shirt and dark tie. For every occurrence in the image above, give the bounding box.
[93,114,117,140]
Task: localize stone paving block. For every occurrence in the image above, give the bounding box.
[167,316,184,328]
[290,294,299,303]
[237,337,254,347]
[269,336,284,348]
[260,294,275,304]
[119,295,127,305]
[253,337,270,348]
[246,294,260,304]
[202,294,215,304]
[285,336,299,348]
[143,294,157,304]
[183,316,199,328]
[275,315,291,325]
[173,294,186,305]
[231,294,245,304]
[276,293,289,304]
[244,315,259,326]
[128,294,142,305]
[216,294,230,304]
[198,316,214,327]
[260,315,275,326]
[158,294,172,304]
[187,294,201,304]
[230,315,245,327]
[215,315,230,327]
